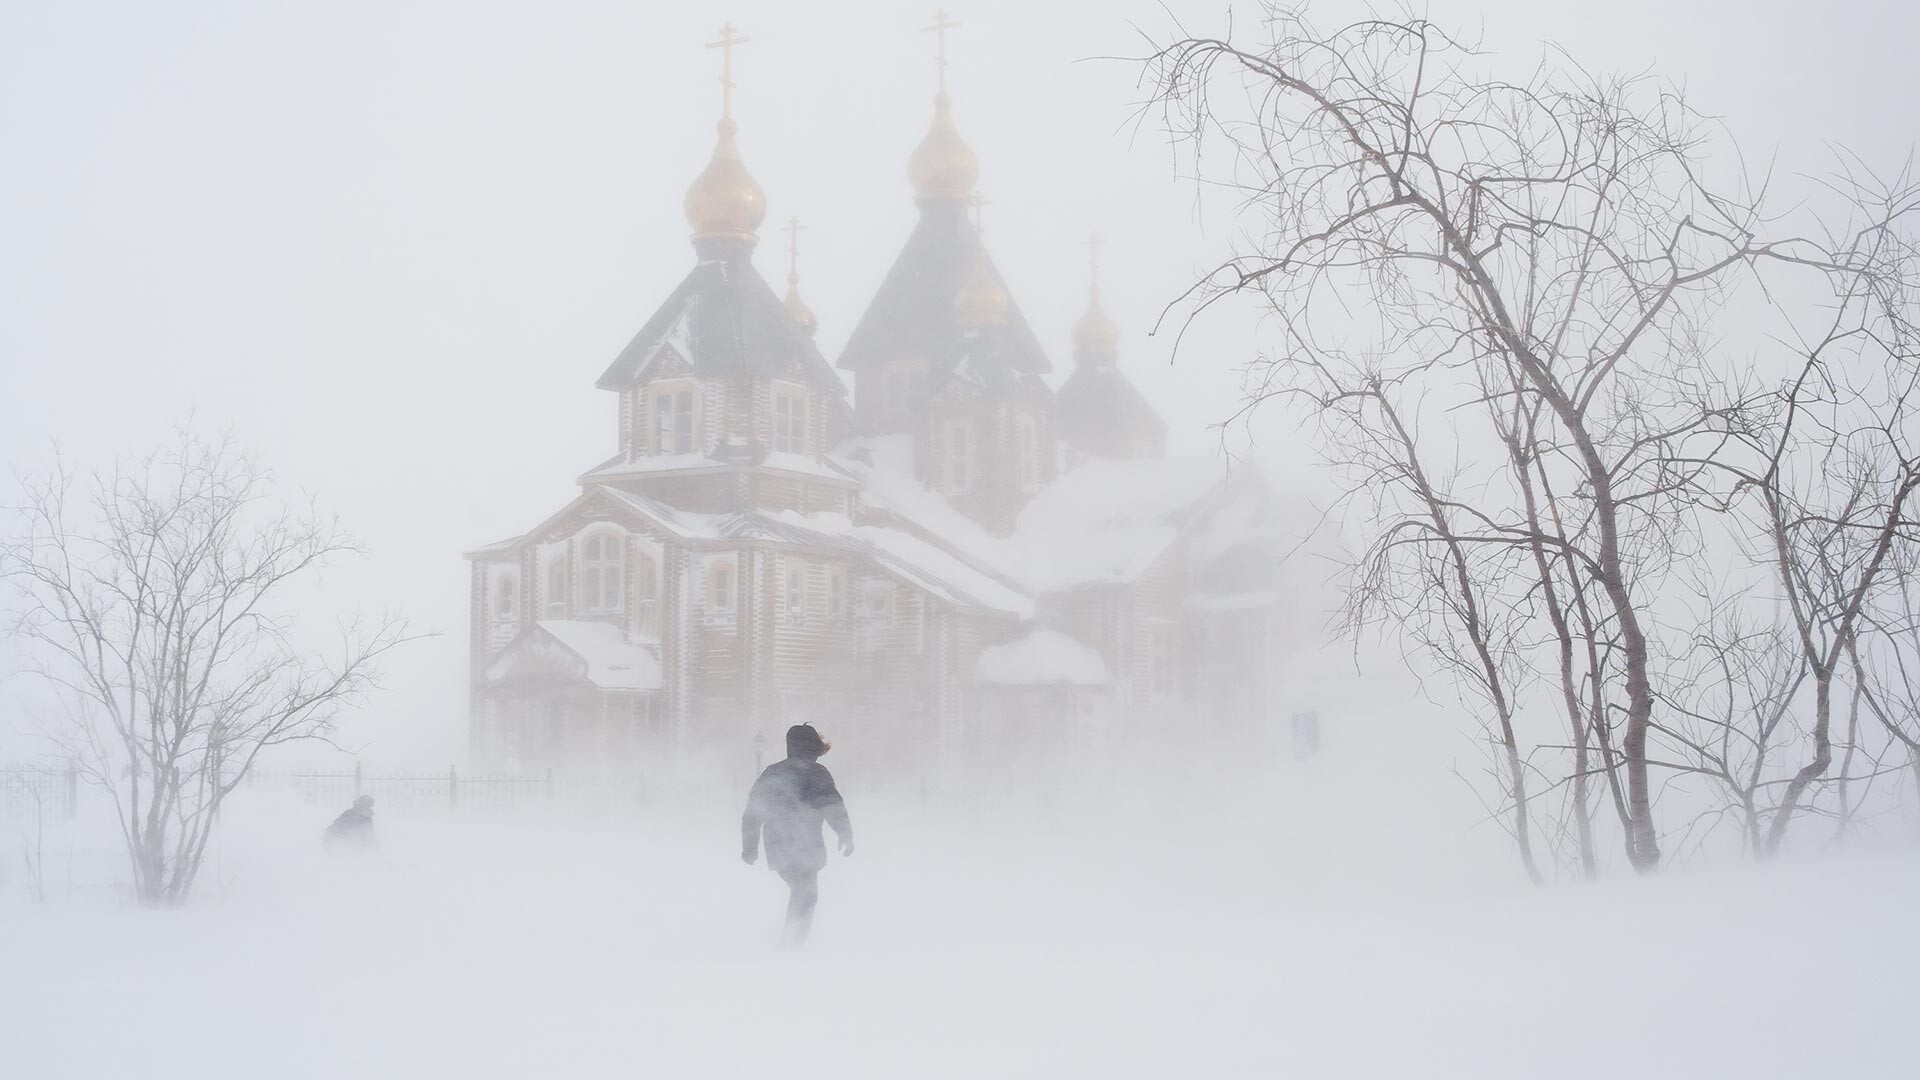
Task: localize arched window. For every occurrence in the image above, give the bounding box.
[493,571,518,619]
[634,550,659,637]
[545,556,567,617]
[581,533,624,613]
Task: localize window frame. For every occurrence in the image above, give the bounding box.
[783,559,807,623]
[772,383,810,455]
[707,556,737,617]
[579,530,625,615]
[649,379,699,456]
[827,565,848,619]
[632,547,660,638]
[493,569,519,620]
[944,418,972,494]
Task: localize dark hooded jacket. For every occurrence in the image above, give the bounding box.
[325,797,375,849]
[742,726,852,875]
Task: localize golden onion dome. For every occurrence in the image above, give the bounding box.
[1072,287,1121,362]
[908,94,979,203]
[684,118,767,243]
[953,243,1008,327]
[785,277,818,337]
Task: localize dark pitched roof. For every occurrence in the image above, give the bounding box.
[596,243,845,393]
[1054,365,1167,460]
[836,201,1050,393]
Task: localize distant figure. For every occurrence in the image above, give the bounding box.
[325,794,376,851]
[741,724,853,945]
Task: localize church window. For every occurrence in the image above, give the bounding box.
[944,419,972,493]
[773,386,809,454]
[709,557,736,612]
[544,556,567,618]
[634,550,659,637]
[784,560,807,622]
[827,566,848,619]
[493,570,518,619]
[580,532,624,614]
[651,382,697,455]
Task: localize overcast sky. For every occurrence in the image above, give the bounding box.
[2,0,1914,763]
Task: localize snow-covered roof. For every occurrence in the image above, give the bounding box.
[1013,456,1237,591]
[834,439,1247,594]
[482,620,662,691]
[975,629,1112,687]
[830,435,1028,575]
[768,510,1032,618]
[531,621,661,690]
[580,448,856,486]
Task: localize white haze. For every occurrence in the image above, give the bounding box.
[3,2,1918,1077]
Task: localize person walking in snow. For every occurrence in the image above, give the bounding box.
[741,724,853,945]
[325,794,377,851]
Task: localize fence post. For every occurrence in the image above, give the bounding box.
[64,765,78,821]
[449,765,459,811]
[545,767,554,801]
[353,761,364,797]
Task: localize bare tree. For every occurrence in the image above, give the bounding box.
[1681,185,1920,852]
[2,428,411,905]
[1142,8,1915,871]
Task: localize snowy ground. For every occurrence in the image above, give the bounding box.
[3,770,1916,1079]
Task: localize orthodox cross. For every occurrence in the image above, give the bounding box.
[969,191,992,234]
[706,20,750,120]
[924,9,961,95]
[1083,231,1106,290]
[784,216,807,282]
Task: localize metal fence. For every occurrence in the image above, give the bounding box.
[1,760,648,821]
[244,763,649,811]
[1,764,79,824]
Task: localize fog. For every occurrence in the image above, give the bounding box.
[3,1,1918,1077]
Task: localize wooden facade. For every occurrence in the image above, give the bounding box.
[466,115,1295,789]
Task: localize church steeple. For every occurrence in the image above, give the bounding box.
[1055,232,1166,462]
[907,10,979,204]
[683,21,767,248]
[783,216,818,338]
[1071,232,1120,364]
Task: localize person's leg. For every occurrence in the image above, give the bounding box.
[780,869,820,945]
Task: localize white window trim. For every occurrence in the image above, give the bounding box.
[632,546,661,637]
[492,568,519,620]
[827,565,848,619]
[783,560,807,624]
[649,379,700,456]
[706,555,738,620]
[772,382,811,455]
[579,528,626,615]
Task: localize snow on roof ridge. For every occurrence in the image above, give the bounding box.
[489,619,664,691]
[769,509,1032,618]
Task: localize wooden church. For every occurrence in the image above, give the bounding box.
[465,19,1295,786]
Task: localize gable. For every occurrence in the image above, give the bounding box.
[596,252,846,394]
[837,201,1050,394]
